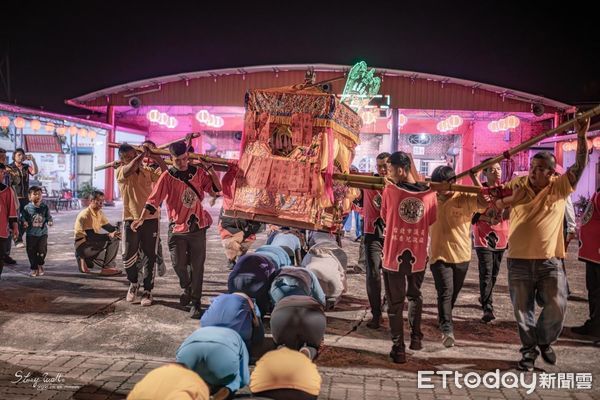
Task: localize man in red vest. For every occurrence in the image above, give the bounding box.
[362,152,390,329]
[573,187,600,342]
[380,151,437,363]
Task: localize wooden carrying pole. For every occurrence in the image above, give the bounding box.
[333,173,482,193]
[157,132,201,149]
[454,105,600,180]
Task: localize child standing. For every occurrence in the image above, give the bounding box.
[22,186,53,276]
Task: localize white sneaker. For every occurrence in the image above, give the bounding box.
[126,283,139,302]
[140,291,153,307]
[442,333,455,348]
[15,242,25,249]
[299,346,313,360]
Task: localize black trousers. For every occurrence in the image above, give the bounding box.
[16,198,28,243]
[0,237,6,277]
[123,219,158,291]
[3,229,11,257]
[26,234,48,270]
[382,269,425,347]
[430,260,469,334]
[168,227,207,303]
[585,261,600,331]
[270,304,326,359]
[476,248,504,312]
[76,238,120,269]
[364,233,383,317]
[252,389,317,400]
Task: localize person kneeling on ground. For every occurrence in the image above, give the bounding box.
[269,228,305,266]
[269,266,326,307]
[127,363,209,400]
[176,326,249,400]
[250,347,322,400]
[74,190,122,276]
[228,253,279,316]
[270,295,326,361]
[254,244,292,268]
[302,240,347,310]
[200,292,264,355]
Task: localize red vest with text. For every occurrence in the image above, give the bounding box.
[380,184,437,273]
[579,191,600,264]
[473,207,509,250]
[362,188,383,235]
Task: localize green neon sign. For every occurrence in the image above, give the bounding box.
[340,61,381,112]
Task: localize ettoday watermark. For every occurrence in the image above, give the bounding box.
[418,370,593,394]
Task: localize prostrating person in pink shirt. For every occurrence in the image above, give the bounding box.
[132,141,222,319]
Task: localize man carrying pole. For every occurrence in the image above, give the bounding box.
[117,144,168,306]
[132,141,222,318]
[499,117,590,371]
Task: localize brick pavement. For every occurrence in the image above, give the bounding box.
[0,201,599,399]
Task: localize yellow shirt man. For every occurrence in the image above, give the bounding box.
[250,347,321,397]
[505,174,572,259]
[116,165,161,221]
[74,206,110,248]
[127,363,209,400]
[430,193,481,264]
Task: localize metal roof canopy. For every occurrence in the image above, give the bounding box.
[67,64,573,113]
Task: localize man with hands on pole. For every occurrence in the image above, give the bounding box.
[117,143,168,307]
[497,117,590,372]
[131,141,221,319]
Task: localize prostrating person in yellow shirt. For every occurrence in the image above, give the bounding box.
[429,166,486,348]
[73,191,122,276]
[117,143,167,307]
[127,363,209,400]
[250,347,321,400]
[498,117,590,372]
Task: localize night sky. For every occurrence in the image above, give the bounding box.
[1,2,598,115]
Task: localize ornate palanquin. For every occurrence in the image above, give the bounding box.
[223,85,362,231]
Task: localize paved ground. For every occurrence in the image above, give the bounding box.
[0,199,599,399]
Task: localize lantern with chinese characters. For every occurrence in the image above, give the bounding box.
[30,120,41,131]
[14,117,26,129]
[0,116,9,129]
[45,122,55,133]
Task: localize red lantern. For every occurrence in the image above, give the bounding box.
[56,126,67,136]
[88,130,97,139]
[45,122,55,133]
[14,117,26,129]
[78,128,88,137]
[0,116,9,128]
[69,126,78,135]
[30,119,41,131]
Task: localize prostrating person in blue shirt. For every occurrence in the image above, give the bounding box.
[254,245,291,269]
[200,292,264,353]
[228,253,278,315]
[269,267,326,307]
[176,326,250,399]
[269,229,304,265]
